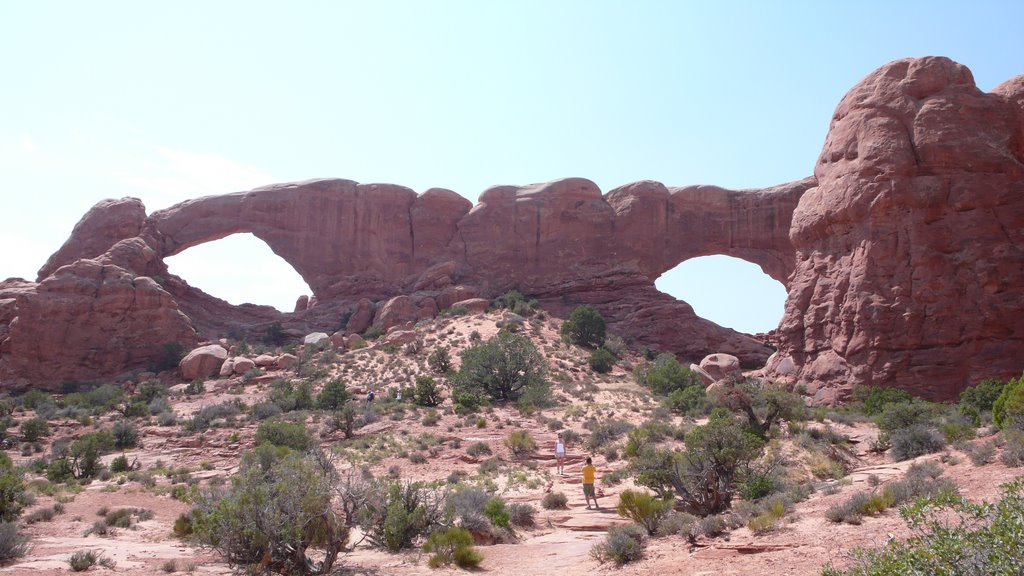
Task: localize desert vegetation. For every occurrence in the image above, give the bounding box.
[0,297,1021,575]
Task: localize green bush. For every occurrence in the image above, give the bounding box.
[466,442,491,458]
[359,481,446,552]
[315,379,350,411]
[269,380,314,413]
[993,373,1024,429]
[69,550,115,571]
[19,417,49,442]
[192,450,346,575]
[453,332,549,404]
[112,421,138,449]
[822,479,1024,576]
[254,420,312,452]
[505,430,536,457]
[0,455,27,522]
[875,401,943,433]
[590,523,646,565]
[109,454,130,473]
[633,353,704,396]
[616,489,671,535]
[665,385,709,415]
[560,305,606,348]
[413,376,442,407]
[423,527,482,568]
[960,379,1006,415]
[588,348,616,373]
[154,342,186,372]
[858,386,914,416]
[70,430,116,478]
[509,502,536,527]
[427,347,452,375]
[483,497,510,529]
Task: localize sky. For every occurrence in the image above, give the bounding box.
[2,1,1021,334]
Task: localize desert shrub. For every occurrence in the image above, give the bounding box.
[112,421,138,449]
[633,353,703,396]
[148,396,172,416]
[20,389,52,411]
[711,379,807,438]
[629,411,764,516]
[483,497,510,530]
[154,341,187,372]
[328,405,358,439]
[315,379,350,411]
[890,425,946,461]
[821,478,1024,576]
[616,489,671,535]
[251,401,283,421]
[64,384,124,413]
[192,450,347,575]
[104,507,153,528]
[172,512,194,537]
[453,332,549,404]
[560,305,606,348]
[412,376,442,407]
[940,420,976,443]
[69,430,116,478]
[19,418,49,442]
[656,511,698,537]
[478,457,504,474]
[965,440,997,466]
[358,481,447,552]
[590,523,646,565]
[739,473,776,501]
[875,401,944,433]
[747,496,787,534]
[264,322,287,346]
[136,380,168,403]
[993,373,1024,429]
[858,385,914,416]
[505,430,536,457]
[1000,429,1024,466]
[269,380,314,413]
[254,419,312,452]
[450,488,489,530]
[186,400,243,431]
[363,325,384,340]
[665,385,709,415]
[466,442,492,458]
[427,347,452,375]
[586,419,634,450]
[509,502,536,527]
[421,410,440,426]
[69,550,115,571]
[109,454,130,473]
[588,348,616,374]
[423,526,482,568]
[0,521,29,561]
[541,492,568,509]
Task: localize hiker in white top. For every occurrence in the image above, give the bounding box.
[555,433,566,475]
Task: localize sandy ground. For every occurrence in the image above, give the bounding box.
[3,311,1021,575]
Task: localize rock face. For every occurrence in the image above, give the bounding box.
[2,56,1021,401]
[767,57,1024,402]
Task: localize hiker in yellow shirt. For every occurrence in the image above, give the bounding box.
[582,457,599,509]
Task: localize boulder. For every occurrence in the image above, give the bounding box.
[276,354,297,369]
[179,344,228,380]
[330,331,347,349]
[345,298,374,334]
[454,298,490,314]
[294,295,310,312]
[254,354,277,367]
[303,332,330,346]
[699,353,743,383]
[384,330,417,346]
[345,334,366,349]
[219,358,235,377]
[373,295,417,331]
[231,357,256,374]
[689,363,715,386]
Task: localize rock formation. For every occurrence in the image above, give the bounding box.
[1,56,1021,402]
[766,57,1024,402]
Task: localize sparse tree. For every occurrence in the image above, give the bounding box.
[560,305,606,348]
[454,332,548,403]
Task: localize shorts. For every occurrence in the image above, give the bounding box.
[583,484,595,498]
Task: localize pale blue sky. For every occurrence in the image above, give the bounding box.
[2,1,1021,333]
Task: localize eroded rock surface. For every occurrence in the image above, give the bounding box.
[767,57,1024,401]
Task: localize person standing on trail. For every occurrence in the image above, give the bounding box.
[554,433,566,475]
[582,457,599,509]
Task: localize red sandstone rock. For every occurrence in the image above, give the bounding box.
[179,344,228,380]
[276,353,297,369]
[294,295,309,312]
[36,197,147,280]
[454,298,490,314]
[373,296,417,331]
[231,357,255,375]
[345,298,374,334]
[769,56,1024,402]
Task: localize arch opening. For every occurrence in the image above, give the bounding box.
[655,255,787,335]
[164,232,312,313]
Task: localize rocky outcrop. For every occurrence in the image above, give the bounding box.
[179,344,227,380]
[767,57,1024,402]
[3,56,1020,401]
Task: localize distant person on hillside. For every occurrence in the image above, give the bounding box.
[582,457,599,509]
[554,433,566,475]
[366,390,375,406]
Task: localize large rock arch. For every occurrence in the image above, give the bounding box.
[3,56,1022,401]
